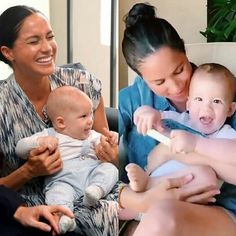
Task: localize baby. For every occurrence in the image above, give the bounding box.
[122,63,236,219]
[16,86,118,234]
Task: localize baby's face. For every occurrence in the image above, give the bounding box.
[62,98,93,140]
[187,73,235,134]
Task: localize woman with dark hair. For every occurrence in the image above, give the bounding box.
[0,5,118,236]
[119,3,236,235]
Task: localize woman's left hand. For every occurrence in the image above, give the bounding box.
[96,130,118,167]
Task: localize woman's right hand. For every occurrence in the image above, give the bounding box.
[182,184,220,204]
[142,175,219,210]
[96,129,119,167]
[133,105,163,135]
[121,174,220,213]
[14,204,74,234]
[25,146,63,178]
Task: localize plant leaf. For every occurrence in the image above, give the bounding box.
[224,19,236,39]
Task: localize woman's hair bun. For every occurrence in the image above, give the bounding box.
[124,3,156,28]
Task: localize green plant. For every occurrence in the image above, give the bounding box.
[200,0,236,42]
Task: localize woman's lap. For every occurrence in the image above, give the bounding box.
[21,180,120,236]
[72,182,119,236]
[134,200,236,236]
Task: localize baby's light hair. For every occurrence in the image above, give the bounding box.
[192,63,236,102]
[46,86,92,124]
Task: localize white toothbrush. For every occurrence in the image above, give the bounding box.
[147,129,171,147]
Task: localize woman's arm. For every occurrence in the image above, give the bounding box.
[0,147,62,191]
[0,164,35,190]
[0,185,25,219]
[148,139,236,185]
[194,137,236,164]
[92,96,109,135]
[171,151,236,185]
[119,174,218,213]
[93,96,118,165]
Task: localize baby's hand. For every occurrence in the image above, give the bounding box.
[103,128,118,146]
[133,105,163,135]
[37,136,58,154]
[170,130,199,153]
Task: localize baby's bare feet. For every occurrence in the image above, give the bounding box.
[125,163,149,192]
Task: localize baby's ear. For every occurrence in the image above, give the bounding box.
[228,102,236,117]
[55,116,66,129]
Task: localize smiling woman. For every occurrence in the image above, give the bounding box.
[0,1,50,81]
[138,47,191,104]
[0,5,119,236]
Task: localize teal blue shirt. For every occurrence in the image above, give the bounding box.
[119,76,177,168]
[119,75,236,215]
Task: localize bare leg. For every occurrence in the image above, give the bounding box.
[134,200,236,236]
[126,163,149,192]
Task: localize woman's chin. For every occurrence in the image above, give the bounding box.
[169,95,187,104]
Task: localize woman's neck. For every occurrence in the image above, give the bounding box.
[14,72,51,118]
[15,72,50,101]
[171,100,187,112]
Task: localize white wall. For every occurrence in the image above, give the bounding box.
[72,0,111,106]
[49,0,67,66]
[0,0,49,80]
[154,0,207,44]
[49,0,112,106]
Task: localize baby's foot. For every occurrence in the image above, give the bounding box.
[83,185,104,206]
[125,163,149,192]
[59,215,76,234]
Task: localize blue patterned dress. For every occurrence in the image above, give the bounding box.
[0,66,119,236]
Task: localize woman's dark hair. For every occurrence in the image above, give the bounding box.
[0,5,41,66]
[122,3,185,75]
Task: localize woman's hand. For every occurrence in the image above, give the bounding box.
[96,128,118,167]
[120,174,219,213]
[142,175,219,208]
[25,146,63,178]
[133,105,163,135]
[182,184,220,204]
[104,128,118,146]
[14,205,74,234]
[120,175,193,212]
[96,136,118,167]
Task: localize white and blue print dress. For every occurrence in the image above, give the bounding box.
[0,66,119,236]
